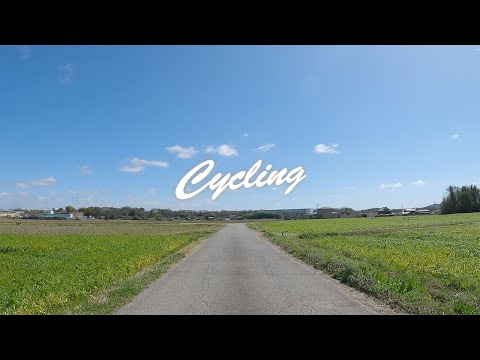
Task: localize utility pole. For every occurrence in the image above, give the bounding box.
[316,203,319,219]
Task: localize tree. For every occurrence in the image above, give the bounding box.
[246,212,283,220]
[148,210,157,219]
[339,207,354,216]
[441,185,480,214]
[79,206,101,218]
[163,209,174,218]
[65,205,76,213]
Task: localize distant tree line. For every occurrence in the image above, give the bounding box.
[441,185,480,214]
[77,207,184,220]
[246,212,283,220]
[66,207,279,221]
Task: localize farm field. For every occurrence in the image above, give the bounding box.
[248,213,480,314]
[0,219,221,314]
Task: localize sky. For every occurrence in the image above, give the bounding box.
[1,45,480,211]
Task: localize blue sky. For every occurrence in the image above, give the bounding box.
[1,45,479,211]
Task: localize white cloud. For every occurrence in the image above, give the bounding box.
[165,145,198,159]
[31,177,56,186]
[15,177,56,188]
[120,166,145,173]
[254,143,275,152]
[410,180,426,187]
[217,145,238,157]
[148,187,157,196]
[131,158,169,167]
[313,144,339,154]
[451,134,461,140]
[241,133,249,137]
[0,192,10,197]
[58,64,73,85]
[79,165,92,175]
[379,183,402,190]
[120,157,169,173]
[18,45,31,60]
[205,144,238,157]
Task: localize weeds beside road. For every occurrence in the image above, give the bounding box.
[0,220,221,314]
[248,213,480,314]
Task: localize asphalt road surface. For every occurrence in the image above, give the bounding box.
[116,223,384,315]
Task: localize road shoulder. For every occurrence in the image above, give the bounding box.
[253,228,404,315]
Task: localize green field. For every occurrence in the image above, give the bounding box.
[248,213,480,315]
[0,219,221,314]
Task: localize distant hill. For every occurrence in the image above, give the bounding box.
[359,208,381,213]
[359,204,441,213]
[421,203,441,211]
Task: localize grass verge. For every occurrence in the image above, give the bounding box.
[0,223,220,314]
[76,239,206,314]
[248,218,480,315]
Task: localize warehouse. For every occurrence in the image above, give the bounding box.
[38,210,74,220]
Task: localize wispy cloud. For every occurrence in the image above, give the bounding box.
[120,157,169,173]
[17,45,31,60]
[165,145,198,159]
[451,134,461,140]
[205,144,238,157]
[148,187,157,197]
[15,177,56,188]
[120,166,144,173]
[0,192,10,197]
[132,158,169,167]
[58,64,73,85]
[31,177,56,186]
[313,144,339,154]
[379,183,402,190]
[254,143,275,152]
[79,165,92,175]
[410,180,426,187]
[241,133,249,137]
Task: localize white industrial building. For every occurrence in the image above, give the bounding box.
[38,210,74,220]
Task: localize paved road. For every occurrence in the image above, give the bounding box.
[116,223,380,315]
